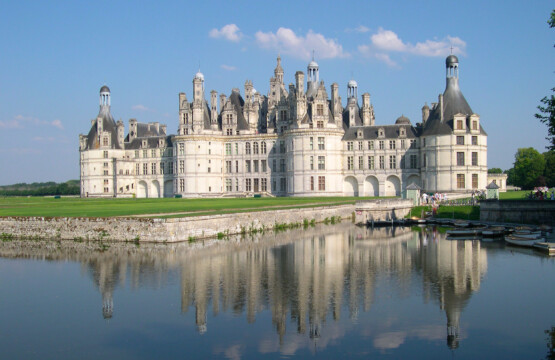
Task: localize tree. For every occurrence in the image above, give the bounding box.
[488,168,503,174]
[504,168,515,185]
[512,148,545,189]
[544,150,555,187]
[535,10,555,150]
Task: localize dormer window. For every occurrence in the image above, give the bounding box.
[378,128,385,138]
[357,130,363,139]
[102,136,109,146]
[142,140,147,148]
[400,128,406,137]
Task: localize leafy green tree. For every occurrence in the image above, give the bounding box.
[504,168,515,185]
[512,148,545,189]
[488,168,503,174]
[544,150,555,187]
[535,10,555,150]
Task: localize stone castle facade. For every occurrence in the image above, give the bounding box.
[79,55,487,198]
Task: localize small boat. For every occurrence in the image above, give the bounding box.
[482,226,505,237]
[511,231,542,239]
[453,221,470,228]
[447,228,486,236]
[505,236,543,247]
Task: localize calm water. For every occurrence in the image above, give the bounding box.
[0,224,553,359]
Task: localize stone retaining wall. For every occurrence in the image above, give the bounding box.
[0,204,355,243]
[354,199,413,225]
[480,200,555,225]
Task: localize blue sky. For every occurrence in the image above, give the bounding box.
[0,0,553,185]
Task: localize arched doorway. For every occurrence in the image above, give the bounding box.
[164,180,173,198]
[137,181,148,198]
[364,176,379,197]
[385,175,401,196]
[343,176,359,196]
[152,180,161,198]
[406,175,421,189]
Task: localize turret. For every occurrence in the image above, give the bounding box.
[210,90,218,124]
[422,103,430,124]
[295,71,304,95]
[128,118,137,142]
[116,120,124,148]
[362,93,371,126]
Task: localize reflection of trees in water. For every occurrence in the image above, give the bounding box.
[0,223,488,349]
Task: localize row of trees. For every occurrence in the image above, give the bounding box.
[0,180,80,196]
[492,149,555,189]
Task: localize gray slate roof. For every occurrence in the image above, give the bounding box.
[84,106,122,150]
[342,123,418,140]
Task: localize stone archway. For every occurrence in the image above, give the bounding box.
[343,176,359,196]
[152,180,161,198]
[163,180,173,198]
[385,175,401,196]
[406,175,421,189]
[364,176,379,197]
[137,181,148,198]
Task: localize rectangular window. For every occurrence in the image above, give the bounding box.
[179,143,185,155]
[169,162,173,174]
[160,162,164,174]
[379,156,385,169]
[225,143,231,155]
[358,156,364,170]
[103,151,108,159]
[246,179,252,192]
[309,137,314,150]
[280,178,286,192]
[226,179,232,192]
[235,143,239,154]
[179,179,185,192]
[410,139,416,148]
[104,187,109,193]
[245,142,251,154]
[143,150,148,158]
[379,141,384,150]
[318,137,325,150]
[310,176,314,191]
[456,136,465,145]
[272,159,276,172]
[104,179,109,185]
[151,149,156,158]
[457,152,465,166]
[280,159,285,172]
[318,176,325,191]
[472,121,478,130]
[136,164,140,175]
[472,152,478,166]
[226,161,232,173]
[316,120,324,128]
[235,160,239,173]
[253,142,259,154]
[261,160,267,172]
[317,104,324,116]
[143,163,148,175]
[472,136,478,145]
[318,156,325,170]
[456,120,463,130]
[368,156,375,170]
[389,155,396,169]
[410,155,417,169]
[151,163,156,175]
[254,178,259,192]
[457,174,465,189]
[401,140,405,149]
[280,141,285,153]
[261,178,267,191]
[179,160,184,174]
[310,156,314,170]
[347,156,354,170]
[254,160,259,172]
[472,174,478,189]
[368,141,374,150]
[104,162,108,168]
[358,141,363,150]
[246,160,251,173]
[135,150,139,158]
[389,140,396,150]
[347,142,353,151]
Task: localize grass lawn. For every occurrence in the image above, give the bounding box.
[408,205,480,220]
[499,190,529,200]
[0,196,376,218]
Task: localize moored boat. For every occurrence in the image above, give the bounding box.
[482,226,505,237]
[505,236,543,247]
[447,228,486,237]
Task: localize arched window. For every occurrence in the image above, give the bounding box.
[261,141,267,154]
[253,142,259,154]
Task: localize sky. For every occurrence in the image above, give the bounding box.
[0,0,553,185]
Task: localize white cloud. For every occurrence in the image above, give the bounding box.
[51,119,63,130]
[345,25,370,33]
[255,27,349,60]
[370,28,466,57]
[358,45,399,68]
[209,24,242,42]
[220,64,237,71]
[0,115,64,130]
[132,104,150,111]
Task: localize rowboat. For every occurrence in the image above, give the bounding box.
[482,226,506,237]
[447,228,486,236]
[505,236,543,247]
[512,231,542,239]
[453,221,470,228]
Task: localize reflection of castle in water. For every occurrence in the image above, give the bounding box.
[0,224,487,349]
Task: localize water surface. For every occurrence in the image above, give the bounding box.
[0,224,553,359]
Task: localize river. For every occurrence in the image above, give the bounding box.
[0,223,553,359]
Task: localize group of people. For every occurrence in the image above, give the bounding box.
[530,187,555,200]
[421,192,448,205]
